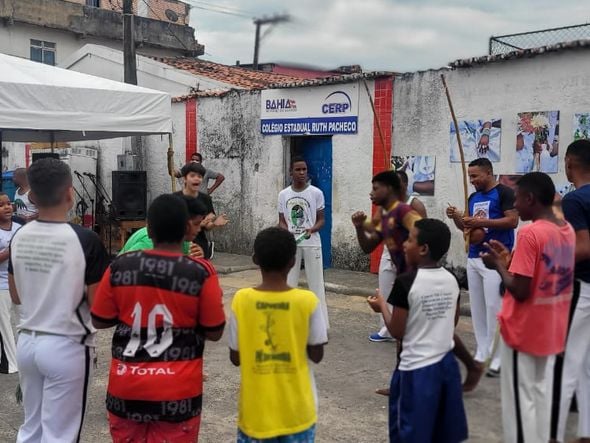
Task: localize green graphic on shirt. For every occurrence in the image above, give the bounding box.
[14,199,27,211]
[290,204,304,228]
[255,309,292,364]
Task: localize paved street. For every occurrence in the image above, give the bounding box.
[0,268,579,442]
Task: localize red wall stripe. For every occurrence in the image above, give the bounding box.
[185,98,197,162]
[370,77,394,273]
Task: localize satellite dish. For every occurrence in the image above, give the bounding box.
[165,9,179,22]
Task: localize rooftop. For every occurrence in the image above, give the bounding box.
[156,57,309,90]
[160,57,394,102]
[450,38,590,68]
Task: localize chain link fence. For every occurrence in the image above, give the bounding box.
[489,23,590,55]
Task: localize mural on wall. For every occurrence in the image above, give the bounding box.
[573,113,590,140]
[391,155,435,196]
[515,111,559,174]
[450,119,501,163]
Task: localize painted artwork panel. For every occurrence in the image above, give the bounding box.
[573,113,590,141]
[450,119,501,162]
[391,155,435,196]
[515,111,559,174]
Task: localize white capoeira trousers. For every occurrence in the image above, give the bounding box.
[16,332,93,443]
[287,246,329,330]
[551,279,590,442]
[377,248,396,338]
[501,339,555,443]
[467,258,502,370]
[0,289,17,374]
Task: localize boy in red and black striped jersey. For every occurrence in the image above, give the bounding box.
[91,194,226,443]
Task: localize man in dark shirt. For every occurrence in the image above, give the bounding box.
[550,139,590,443]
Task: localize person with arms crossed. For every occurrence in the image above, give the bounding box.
[91,194,226,443]
[9,158,109,443]
[229,227,327,442]
[367,218,468,442]
[278,157,328,329]
[482,172,575,443]
[446,158,518,376]
[550,139,590,443]
[0,193,21,375]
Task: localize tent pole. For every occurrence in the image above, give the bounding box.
[0,131,3,192]
[168,133,176,193]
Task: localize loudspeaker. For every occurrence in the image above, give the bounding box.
[32,153,60,162]
[111,171,147,220]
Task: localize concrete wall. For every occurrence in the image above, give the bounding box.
[195,82,376,269]
[392,49,590,268]
[0,0,201,59]
[0,22,189,66]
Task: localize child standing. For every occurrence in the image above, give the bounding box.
[9,159,109,442]
[368,218,468,442]
[481,172,575,442]
[91,194,226,442]
[0,193,21,374]
[229,227,328,442]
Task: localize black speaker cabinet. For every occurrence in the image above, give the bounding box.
[32,153,60,162]
[111,171,147,220]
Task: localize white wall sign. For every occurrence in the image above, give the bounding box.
[260,83,359,135]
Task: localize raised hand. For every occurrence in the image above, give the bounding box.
[351,211,367,228]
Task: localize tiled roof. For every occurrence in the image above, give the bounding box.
[267,71,395,88]
[155,57,309,90]
[161,56,395,102]
[449,39,590,68]
[172,88,233,102]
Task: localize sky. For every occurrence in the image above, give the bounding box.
[188,1,590,73]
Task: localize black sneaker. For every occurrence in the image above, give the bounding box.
[485,368,501,378]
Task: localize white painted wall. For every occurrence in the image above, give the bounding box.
[0,22,181,65]
[195,82,377,269]
[61,45,237,97]
[393,49,590,268]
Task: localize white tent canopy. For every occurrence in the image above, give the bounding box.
[0,53,172,142]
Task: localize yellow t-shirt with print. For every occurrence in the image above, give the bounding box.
[232,287,319,439]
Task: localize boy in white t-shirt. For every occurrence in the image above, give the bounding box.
[278,157,328,329]
[368,218,468,442]
[0,192,21,374]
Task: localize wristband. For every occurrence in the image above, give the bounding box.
[481,128,491,136]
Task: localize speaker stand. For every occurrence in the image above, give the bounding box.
[118,219,147,250]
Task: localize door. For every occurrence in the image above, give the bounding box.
[291,136,333,268]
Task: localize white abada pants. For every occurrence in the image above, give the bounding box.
[287,246,329,330]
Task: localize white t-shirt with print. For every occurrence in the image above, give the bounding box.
[0,221,21,290]
[389,267,459,371]
[278,185,325,247]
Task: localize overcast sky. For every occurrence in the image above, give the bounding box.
[189,1,590,72]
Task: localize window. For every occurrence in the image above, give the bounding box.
[86,0,100,7]
[30,40,56,66]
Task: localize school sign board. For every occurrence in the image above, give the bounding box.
[260,84,359,135]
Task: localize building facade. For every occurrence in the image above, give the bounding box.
[0,0,202,67]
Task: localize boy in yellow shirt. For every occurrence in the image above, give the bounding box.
[229,227,328,442]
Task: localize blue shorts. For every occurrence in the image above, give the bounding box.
[237,425,316,443]
[389,351,468,443]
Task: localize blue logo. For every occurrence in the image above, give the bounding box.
[321,91,352,114]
